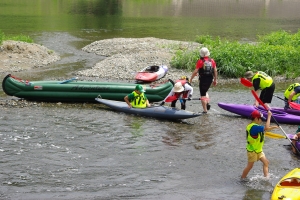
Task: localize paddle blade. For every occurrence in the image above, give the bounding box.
[240,78,253,87]
[290,102,300,110]
[59,77,78,84]
[165,96,177,102]
[251,90,268,110]
[265,132,286,139]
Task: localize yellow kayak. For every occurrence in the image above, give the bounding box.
[271,168,300,200]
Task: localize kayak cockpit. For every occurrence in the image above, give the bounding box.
[279,178,300,187]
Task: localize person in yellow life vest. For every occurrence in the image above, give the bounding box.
[124,84,150,108]
[244,71,275,109]
[241,110,278,179]
[284,83,300,109]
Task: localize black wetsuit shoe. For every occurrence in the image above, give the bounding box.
[207,103,211,110]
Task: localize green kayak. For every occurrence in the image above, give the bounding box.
[2,74,173,102]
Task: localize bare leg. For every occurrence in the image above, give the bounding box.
[201,97,207,112]
[265,103,271,110]
[206,93,210,110]
[292,135,298,154]
[241,162,254,179]
[260,156,269,177]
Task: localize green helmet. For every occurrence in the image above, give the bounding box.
[135,84,145,93]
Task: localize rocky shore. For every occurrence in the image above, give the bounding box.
[77,37,201,82]
[0,37,240,84]
[0,40,60,73]
[0,37,280,108]
[0,38,203,107]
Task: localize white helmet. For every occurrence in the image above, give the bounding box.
[200,47,210,57]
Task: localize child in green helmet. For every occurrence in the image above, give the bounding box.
[124,84,150,108]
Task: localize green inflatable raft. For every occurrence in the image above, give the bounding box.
[2,74,173,102]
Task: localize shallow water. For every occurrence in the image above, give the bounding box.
[1,89,299,200]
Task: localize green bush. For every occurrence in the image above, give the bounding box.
[170,30,300,78]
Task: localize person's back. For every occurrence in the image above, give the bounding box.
[244,71,275,109]
[189,47,217,113]
[284,83,300,109]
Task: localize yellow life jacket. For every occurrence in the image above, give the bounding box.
[252,71,273,89]
[131,91,147,108]
[284,83,300,101]
[246,123,264,153]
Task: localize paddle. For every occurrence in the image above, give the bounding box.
[251,90,300,154]
[241,78,300,110]
[273,94,300,110]
[165,96,209,103]
[240,78,253,87]
[265,132,286,139]
[59,77,78,84]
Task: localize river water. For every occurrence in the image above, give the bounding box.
[1,88,299,200]
[1,1,300,199]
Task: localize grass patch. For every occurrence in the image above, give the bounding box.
[0,30,33,45]
[170,30,300,79]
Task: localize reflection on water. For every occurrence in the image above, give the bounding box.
[1,0,300,41]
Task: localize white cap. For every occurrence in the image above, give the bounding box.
[200,47,210,57]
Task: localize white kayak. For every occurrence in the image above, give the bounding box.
[135,65,168,83]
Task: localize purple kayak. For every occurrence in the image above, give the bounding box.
[271,107,300,116]
[218,102,300,124]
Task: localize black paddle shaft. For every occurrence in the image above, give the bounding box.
[273,94,286,102]
[269,111,300,155]
[251,90,300,155]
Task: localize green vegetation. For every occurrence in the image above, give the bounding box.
[170,30,300,78]
[0,31,33,45]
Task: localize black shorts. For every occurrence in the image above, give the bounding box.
[260,82,275,103]
[199,76,213,96]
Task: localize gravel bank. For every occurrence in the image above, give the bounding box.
[77,37,243,85]
[0,37,229,108]
[0,37,240,84]
[0,40,60,74]
[77,37,201,83]
[2,37,290,108]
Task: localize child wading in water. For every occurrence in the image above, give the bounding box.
[241,110,278,179]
